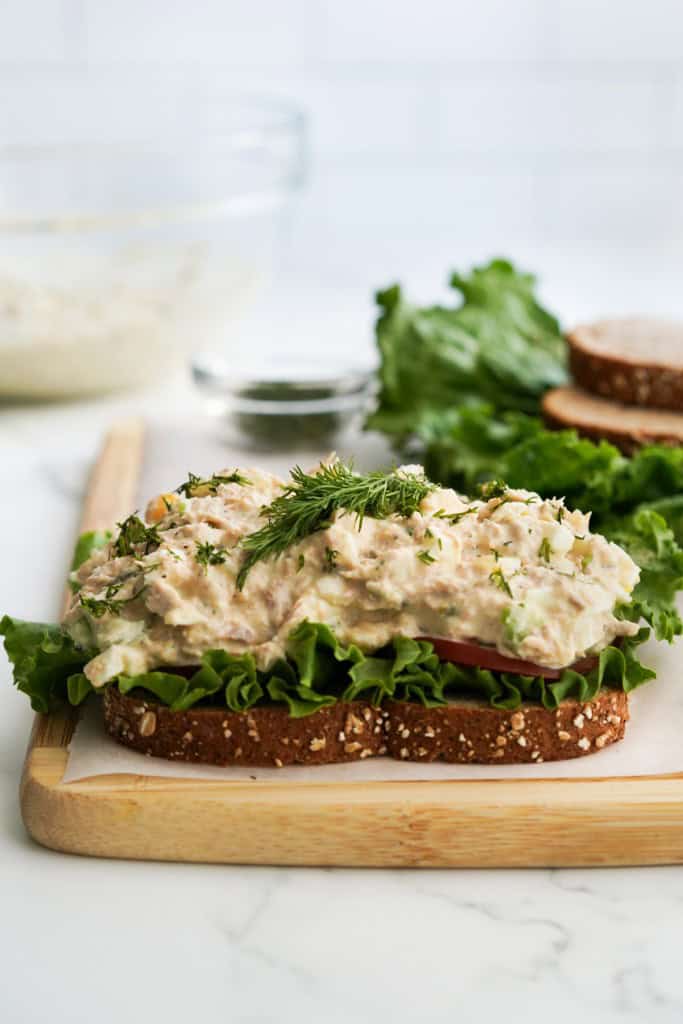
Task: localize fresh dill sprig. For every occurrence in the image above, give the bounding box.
[297,554,305,573]
[175,471,250,497]
[237,461,434,589]
[79,580,146,618]
[433,506,477,524]
[195,541,228,570]
[417,549,436,565]
[489,567,513,597]
[114,514,162,557]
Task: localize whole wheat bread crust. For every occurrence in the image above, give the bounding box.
[542,385,683,454]
[103,687,387,767]
[103,686,628,767]
[568,319,683,410]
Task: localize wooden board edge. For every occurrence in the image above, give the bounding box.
[17,416,683,867]
[19,707,683,867]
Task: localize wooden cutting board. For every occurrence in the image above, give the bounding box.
[19,421,683,867]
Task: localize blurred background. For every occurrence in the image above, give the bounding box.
[0,0,681,439]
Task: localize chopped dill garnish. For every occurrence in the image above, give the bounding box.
[491,548,500,561]
[176,471,250,497]
[555,506,565,524]
[78,560,162,616]
[195,541,228,570]
[424,527,434,540]
[78,561,160,616]
[433,506,477,524]
[79,581,144,618]
[324,546,339,570]
[79,594,124,618]
[581,553,593,572]
[237,461,434,589]
[417,549,436,565]
[114,514,162,557]
[538,537,552,562]
[297,553,305,573]
[489,567,513,597]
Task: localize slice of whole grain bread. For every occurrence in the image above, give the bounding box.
[103,686,387,767]
[103,686,628,767]
[542,385,683,454]
[567,318,683,409]
[383,691,627,764]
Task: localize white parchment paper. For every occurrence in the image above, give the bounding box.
[61,422,683,783]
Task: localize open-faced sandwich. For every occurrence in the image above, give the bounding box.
[2,458,662,766]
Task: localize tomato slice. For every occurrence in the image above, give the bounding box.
[418,636,599,680]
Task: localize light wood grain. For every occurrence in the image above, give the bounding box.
[19,418,683,867]
[59,417,145,618]
[21,704,683,866]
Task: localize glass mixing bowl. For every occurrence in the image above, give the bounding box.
[0,97,306,398]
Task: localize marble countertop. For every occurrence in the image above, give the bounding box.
[2,378,683,1024]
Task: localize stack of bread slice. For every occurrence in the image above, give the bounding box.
[542,318,683,453]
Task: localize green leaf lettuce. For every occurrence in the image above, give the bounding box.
[0,616,655,717]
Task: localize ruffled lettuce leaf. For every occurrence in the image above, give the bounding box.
[603,510,683,642]
[0,615,92,713]
[0,615,656,717]
[367,259,567,441]
[119,650,265,712]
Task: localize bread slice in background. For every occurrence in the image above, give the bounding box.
[543,385,683,454]
[103,686,628,766]
[568,318,683,410]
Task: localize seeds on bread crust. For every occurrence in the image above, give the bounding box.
[104,688,384,767]
[103,688,628,767]
[383,691,628,764]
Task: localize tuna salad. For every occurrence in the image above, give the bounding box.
[63,460,640,688]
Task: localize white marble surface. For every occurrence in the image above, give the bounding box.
[3,299,683,1021]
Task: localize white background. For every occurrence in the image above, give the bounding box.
[1,0,682,328]
[2,5,683,1023]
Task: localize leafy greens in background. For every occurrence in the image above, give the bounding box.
[367,257,567,440]
[0,616,655,717]
[366,258,683,642]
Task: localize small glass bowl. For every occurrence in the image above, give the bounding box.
[0,95,306,398]
[193,355,376,450]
